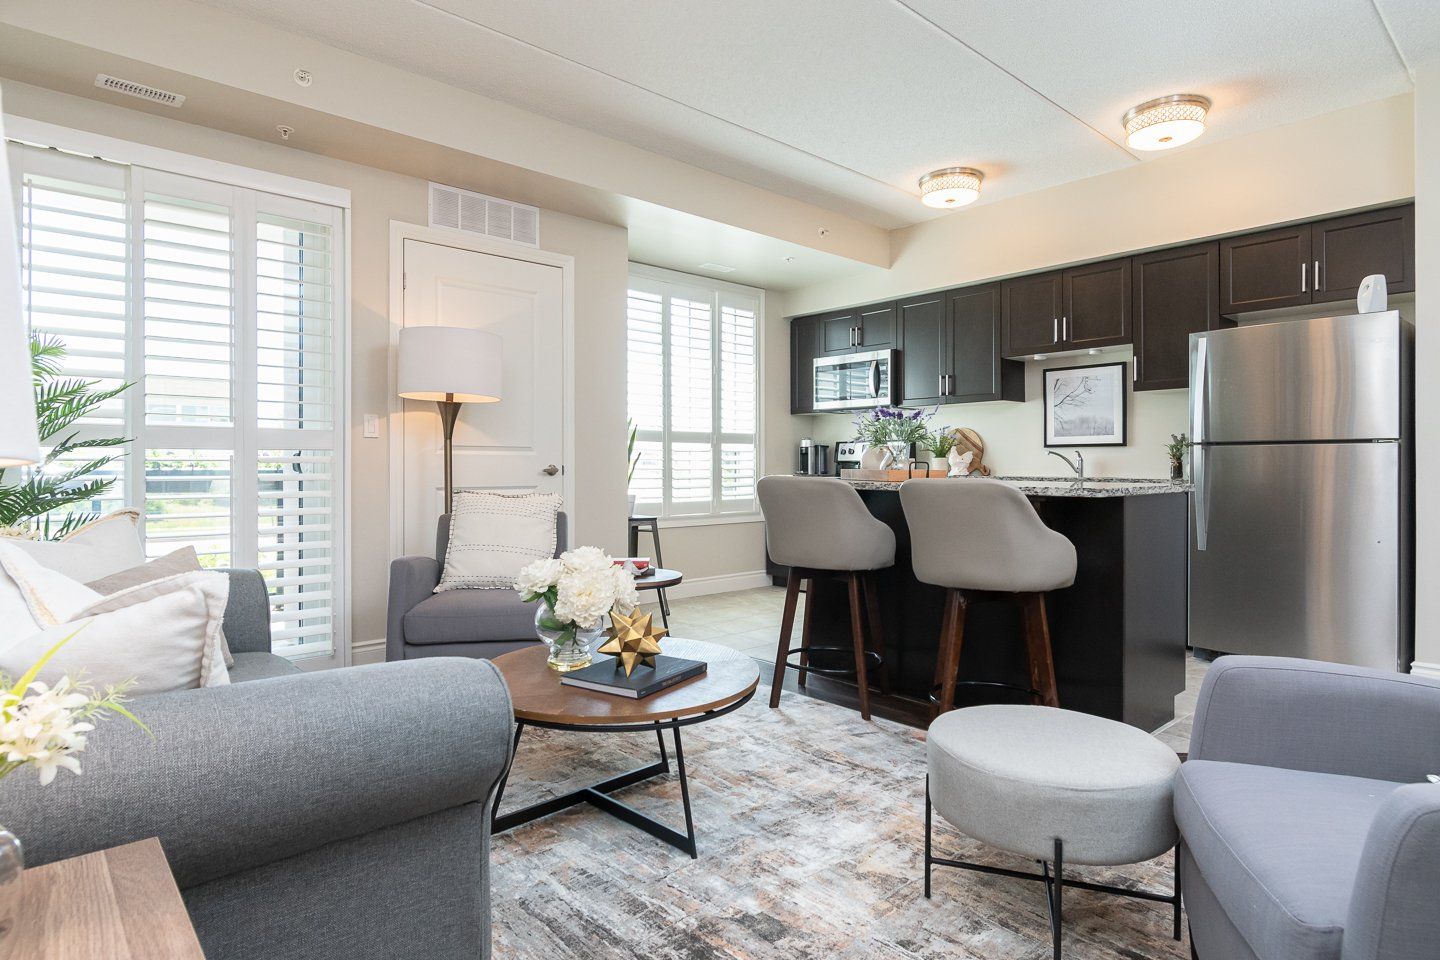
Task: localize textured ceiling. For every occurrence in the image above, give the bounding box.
[195,0,1427,228]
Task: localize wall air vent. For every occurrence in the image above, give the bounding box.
[94,74,186,108]
[428,182,539,248]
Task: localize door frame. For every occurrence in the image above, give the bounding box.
[387,221,576,562]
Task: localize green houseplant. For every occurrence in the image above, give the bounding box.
[0,336,132,539]
[1165,433,1190,482]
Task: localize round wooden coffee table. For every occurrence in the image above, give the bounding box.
[634,567,682,628]
[490,637,758,858]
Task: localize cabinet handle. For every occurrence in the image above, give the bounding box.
[1053,318,1058,343]
[947,374,953,394]
[855,325,862,347]
[1062,315,1068,341]
[1300,262,1307,293]
[938,373,944,397]
[1314,259,1320,290]
[1132,362,1137,383]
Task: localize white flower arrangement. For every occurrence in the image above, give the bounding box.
[515,546,639,634]
[0,627,145,787]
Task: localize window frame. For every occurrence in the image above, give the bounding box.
[627,263,763,524]
[8,122,352,670]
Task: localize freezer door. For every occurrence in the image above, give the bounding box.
[1189,441,1402,670]
[1190,312,1403,443]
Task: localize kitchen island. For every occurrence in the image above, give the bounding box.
[774,476,1190,731]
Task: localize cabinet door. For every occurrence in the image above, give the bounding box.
[1312,204,1415,304]
[790,316,819,414]
[1063,259,1131,348]
[950,283,1022,403]
[1002,271,1062,357]
[1220,226,1312,314]
[819,310,859,355]
[855,302,895,350]
[897,292,948,405]
[1132,243,1224,392]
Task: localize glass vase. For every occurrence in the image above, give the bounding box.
[1170,459,1185,481]
[534,604,601,672]
[0,827,22,939]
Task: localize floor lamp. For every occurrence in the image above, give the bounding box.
[397,326,502,511]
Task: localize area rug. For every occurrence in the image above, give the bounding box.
[491,691,1188,960]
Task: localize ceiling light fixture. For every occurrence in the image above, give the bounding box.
[1122,94,1210,151]
[919,167,983,209]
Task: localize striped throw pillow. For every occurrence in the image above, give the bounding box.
[435,492,562,591]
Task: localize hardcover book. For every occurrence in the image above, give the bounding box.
[560,655,707,699]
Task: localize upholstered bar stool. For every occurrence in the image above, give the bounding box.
[757,476,895,721]
[898,478,1076,716]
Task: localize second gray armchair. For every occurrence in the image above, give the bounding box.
[387,512,568,661]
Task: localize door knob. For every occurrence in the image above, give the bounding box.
[542,464,560,476]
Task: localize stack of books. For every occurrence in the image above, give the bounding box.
[560,655,707,699]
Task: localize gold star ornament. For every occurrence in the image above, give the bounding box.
[599,609,667,676]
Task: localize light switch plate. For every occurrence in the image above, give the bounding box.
[363,413,380,438]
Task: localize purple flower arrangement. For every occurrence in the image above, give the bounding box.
[852,405,937,446]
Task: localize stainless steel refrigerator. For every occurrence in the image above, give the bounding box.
[1188,311,1414,671]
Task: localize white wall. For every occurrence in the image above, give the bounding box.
[778,95,1416,479]
[1413,63,1440,677]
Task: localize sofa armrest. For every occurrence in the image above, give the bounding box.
[1,658,513,888]
[387,556,441,661]
[1189,656,1440,783]
[1343,783,1440,960]
[216,568,273,655]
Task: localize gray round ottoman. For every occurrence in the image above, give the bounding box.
[924,705,1182,959]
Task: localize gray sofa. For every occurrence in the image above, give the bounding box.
[387,512,567,661]
[3,569,513,960]
[1177,656,1440,960]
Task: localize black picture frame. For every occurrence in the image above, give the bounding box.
[1042,361,1129,448]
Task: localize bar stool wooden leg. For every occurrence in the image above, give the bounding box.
[770,569,802,708]
[861,572,890,695]
[1020,592,1061,708]
[797,577,816,689]
[846,573,873,721]
[934,589,968,717]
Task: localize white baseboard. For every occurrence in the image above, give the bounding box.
[645,570,773,602]
[353,637,387,666]
[1411,660,1440,679]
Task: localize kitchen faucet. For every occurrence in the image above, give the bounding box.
[1048,449,1085,483]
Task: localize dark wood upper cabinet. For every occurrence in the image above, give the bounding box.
[1002,271,1063,357]
[1063,259,1131,348]
[949,283,1021,403]
[855,302,895,350]
[897,292,947,405]
[819,310,860,355]
[790,316,819,414]
[1220,225,1313,314]
[1132,242,1227,392]
[1312,204,1415,304]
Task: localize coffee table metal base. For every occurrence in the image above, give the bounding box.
[489,692,753,859]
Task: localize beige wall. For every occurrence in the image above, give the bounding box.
[778,95,1417,479]
[1413,64,1440,676]
[3,81,631,657]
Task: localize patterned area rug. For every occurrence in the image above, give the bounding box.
[491,692,1188,960]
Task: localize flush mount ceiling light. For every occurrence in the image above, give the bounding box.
[919,167,983,208]
[1123,94,1210,151]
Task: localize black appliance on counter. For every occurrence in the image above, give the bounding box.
[797,437,830,475]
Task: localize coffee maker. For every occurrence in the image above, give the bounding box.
[797,437,831,475]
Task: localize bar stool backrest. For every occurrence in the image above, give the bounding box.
[757,476,896,572]
[899,478,1076,593]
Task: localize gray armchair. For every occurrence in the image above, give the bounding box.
[387,512,567,661]
[1176,656,1440,960]
[4,569,513,960]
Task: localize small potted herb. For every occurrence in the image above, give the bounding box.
[1165,433,1190,481]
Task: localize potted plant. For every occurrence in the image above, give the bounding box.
[514,547,640,671]
[1165,433,1190,481]
[852,406,935,466]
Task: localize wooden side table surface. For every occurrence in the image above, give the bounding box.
[1,837,204,960]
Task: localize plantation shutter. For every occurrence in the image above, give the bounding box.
[11,145,347,664]
[625,266,761,520]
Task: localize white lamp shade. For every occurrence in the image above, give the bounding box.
[0,93,41,467]
[396,326,503,403]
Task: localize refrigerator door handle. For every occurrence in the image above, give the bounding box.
[1193,442,1209,551]
[1191,336,1209,443]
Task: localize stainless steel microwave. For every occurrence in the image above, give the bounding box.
[813,348,898,410]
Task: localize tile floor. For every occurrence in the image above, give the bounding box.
[643,585,1208,751]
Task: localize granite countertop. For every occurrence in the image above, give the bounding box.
[835,474,1193,497]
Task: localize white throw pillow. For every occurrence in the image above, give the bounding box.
[0,570,231,695]
[0,541,102,632]
[436,492,561,591]
[1,509,145,582]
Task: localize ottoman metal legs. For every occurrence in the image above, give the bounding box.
[925,782,1181,959]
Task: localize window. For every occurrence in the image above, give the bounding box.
[626,266,761,519]
[12,143,346,663]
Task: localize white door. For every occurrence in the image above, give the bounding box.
[401,238,565,555]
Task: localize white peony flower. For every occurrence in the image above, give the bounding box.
[514,557,563,598]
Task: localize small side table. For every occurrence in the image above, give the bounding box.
[635,567,683,628]
[3,837,204,960]
[628,514,671,620]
